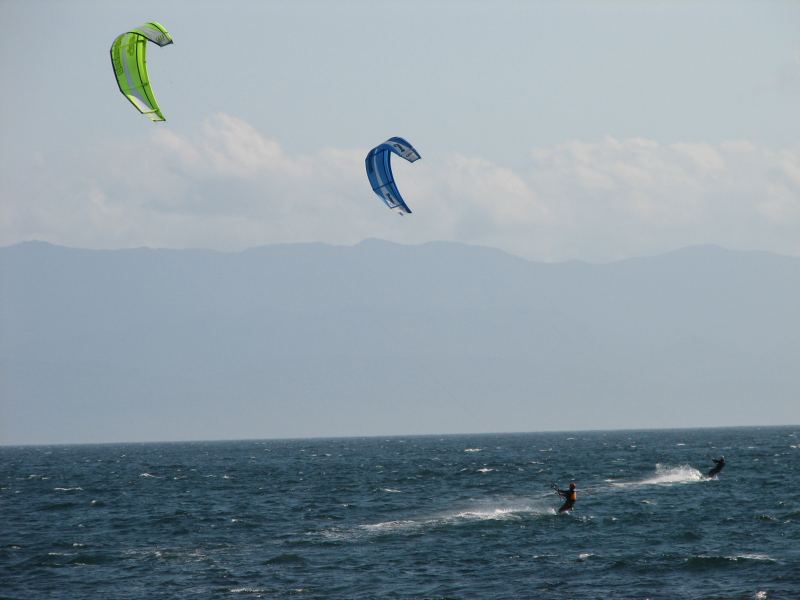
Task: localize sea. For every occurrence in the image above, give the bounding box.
[1,427,798,599]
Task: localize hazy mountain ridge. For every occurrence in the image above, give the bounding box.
[2,240,798,444]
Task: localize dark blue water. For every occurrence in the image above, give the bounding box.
[2,427,799,599]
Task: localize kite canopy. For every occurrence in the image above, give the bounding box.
[110,22,173,122]
[365,137,421,214]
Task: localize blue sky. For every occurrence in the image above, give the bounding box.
[1,0,799,261]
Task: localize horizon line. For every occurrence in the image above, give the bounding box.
[2,423,797,449]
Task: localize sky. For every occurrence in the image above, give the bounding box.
[1,0,799,264]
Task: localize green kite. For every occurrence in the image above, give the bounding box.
[110,22,173,122]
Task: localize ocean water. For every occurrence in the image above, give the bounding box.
[1,427,799,599]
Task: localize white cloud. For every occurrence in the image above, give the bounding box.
[2,114,799,261]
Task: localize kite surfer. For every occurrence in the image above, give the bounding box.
[707,456,725,478]
[552,482,577,513]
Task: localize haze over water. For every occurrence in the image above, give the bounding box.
[2,427,798,599]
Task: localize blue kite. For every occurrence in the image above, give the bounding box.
[365,137,421,214]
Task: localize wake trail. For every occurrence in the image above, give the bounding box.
[321,499,556,541]
[566,464,709,499]
[608,464,707,488]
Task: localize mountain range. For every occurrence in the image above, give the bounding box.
[1,240,798,444]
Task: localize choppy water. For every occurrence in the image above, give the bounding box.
[2,427,799,599]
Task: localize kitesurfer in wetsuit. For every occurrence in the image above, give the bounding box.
[707,456,725,478]
[554,482,577,513]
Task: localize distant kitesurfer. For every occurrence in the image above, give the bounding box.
[553,482,577,513]
[707,456,725,478]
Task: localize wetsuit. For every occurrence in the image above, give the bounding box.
[557,487,576,513]
[707,458,725,478]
